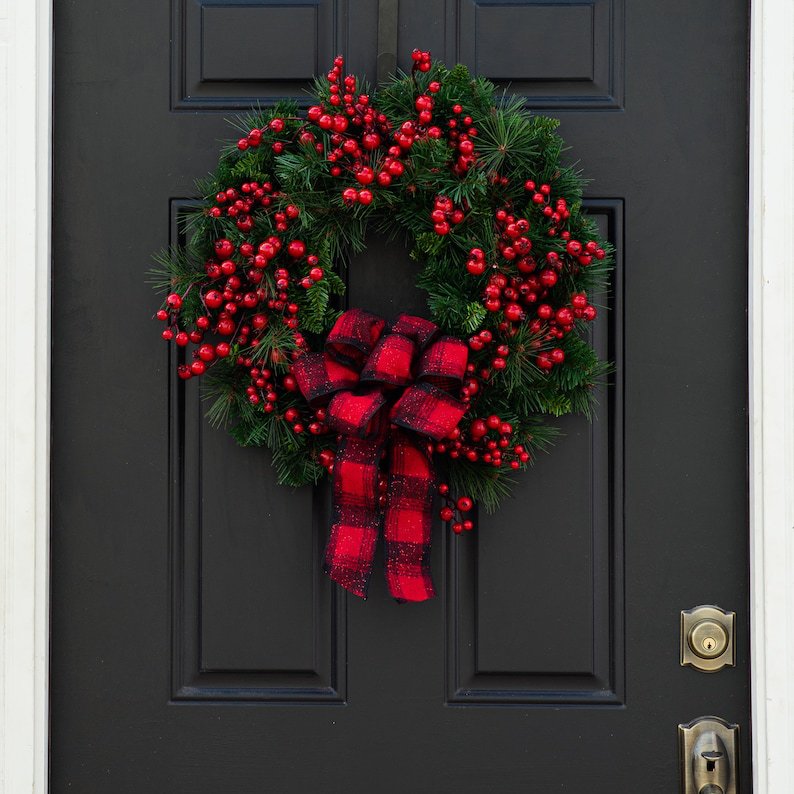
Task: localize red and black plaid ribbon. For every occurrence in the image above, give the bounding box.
[293,309,468,602]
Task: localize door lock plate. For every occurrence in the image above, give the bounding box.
[681,605,735,672]
[679,716,739,794]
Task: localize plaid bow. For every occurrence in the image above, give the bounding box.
[293,309,469,601]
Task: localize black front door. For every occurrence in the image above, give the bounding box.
[51,1,750,791]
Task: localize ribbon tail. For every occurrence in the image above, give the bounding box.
[383,430,437,603]
[324,435,383,599]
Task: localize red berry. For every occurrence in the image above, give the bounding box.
[198,343,215,362]
[214,239,235,259]
[470,419,488,439]
[440,507,455,522]
[556,307,574,325]
[572,293,588,309]
[457,496,473,512]
[356,167,374,185]
[537,353,553,371]
[204,290,223,309]
[504,303,522,322]
[287,240,306,259]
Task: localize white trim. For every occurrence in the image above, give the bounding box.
[0,0,51,791]
[749,0,794,790]
[0,0,791,790]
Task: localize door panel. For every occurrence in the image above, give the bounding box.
[51,1,750,791]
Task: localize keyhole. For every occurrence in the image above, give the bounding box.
[703,637,716,651]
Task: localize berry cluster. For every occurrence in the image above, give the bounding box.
[235,116,289,155]
[312,55,417,206]
[430,195,466,236]
[437,484,474,533]
[433,409,532,473]
[156,221,319,383]
[461,204,605,372]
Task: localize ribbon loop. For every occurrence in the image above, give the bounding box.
[389,313,438,349]
[418,336,469,390]
[360,333,417,386]
[327,389,386,438]
[325,308,386,366]
[293,352,359,406]
[391,382,467,440]
[294,308,468,601]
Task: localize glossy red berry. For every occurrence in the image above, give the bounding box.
[287,240,306,259]
[214,239,235,259]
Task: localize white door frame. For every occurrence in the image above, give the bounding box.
[1,1,791,790]
[0,0,52,791]
[749,0,794,790]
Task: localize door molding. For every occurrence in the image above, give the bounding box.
[0,0,790,790]
[0,0,52,791]
[749,0,794,790]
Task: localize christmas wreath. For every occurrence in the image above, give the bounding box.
[152,50,612,602]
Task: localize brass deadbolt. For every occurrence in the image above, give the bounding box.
[689,619,728,659]
[681,606,735,673]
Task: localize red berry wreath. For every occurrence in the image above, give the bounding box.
[152,50,612,601]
